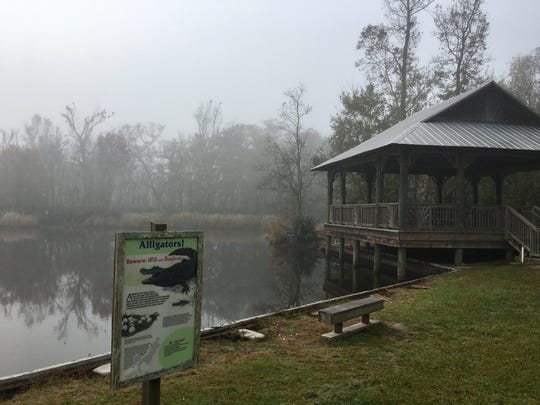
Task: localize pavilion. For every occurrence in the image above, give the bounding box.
[312,81,540,278]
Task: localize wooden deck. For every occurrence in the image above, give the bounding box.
[325,204,509,250]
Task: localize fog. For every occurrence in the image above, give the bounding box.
[0,1,538,224]
[1,0,539,138]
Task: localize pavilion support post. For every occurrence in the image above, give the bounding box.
[471,177,479,205]
[352,240,360,270]
[340,169,346,205]
[373,244,381,274]
[326,171,334,258]
[327,171,334,223]
[365,173,373,204]
[455,154,465,229]
[494,174,505,205]
[352,240,361,292]
[454,248,464,266]
[326,235,332,258]
[375,156,384,226]
[398,150,409,230]
[339,237,345,266]
[397,247,406,281]
[435,176,445,204]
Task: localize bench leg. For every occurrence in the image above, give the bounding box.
[334,322,343,334]
[362,314,370,325]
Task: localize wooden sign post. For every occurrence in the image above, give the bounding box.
[111,222,203,404]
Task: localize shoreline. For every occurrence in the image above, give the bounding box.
[0,265,452,393]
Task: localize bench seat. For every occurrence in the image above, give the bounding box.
[318,296,384,340]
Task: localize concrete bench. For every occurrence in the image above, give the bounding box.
[318,296,384,340]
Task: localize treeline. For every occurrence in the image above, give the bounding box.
[0,100,326,226]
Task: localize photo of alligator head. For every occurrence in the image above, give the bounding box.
[140,247,198,293]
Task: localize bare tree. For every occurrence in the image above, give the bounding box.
[116,123,164,209]
[433,0,490,98]
[61,104,112,207]
[261,84,319,223]
[0,128,17,150]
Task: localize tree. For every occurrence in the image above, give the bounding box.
[24,115,66,209]
[433,0,490,99]
[329,84,388,155]
[115,123,164,209]
[189,100,222,212]
[501,47,540,207]
[505,47,540,114]
[356,0,434,123]
[261,84,320,224]
[61,104,113,208]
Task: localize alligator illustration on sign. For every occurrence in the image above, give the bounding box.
[140,247,198,293]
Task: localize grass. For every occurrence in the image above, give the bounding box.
[0,210,268,230]
[0,212,38,227]
[4,264,540,404]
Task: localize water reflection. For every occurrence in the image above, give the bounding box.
[0,229,112,341]
[323,249,443,297]
[0,229,442,377]
[0,229,328,376]
[269,241,320,308]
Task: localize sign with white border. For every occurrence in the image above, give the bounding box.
[111,231,203,390]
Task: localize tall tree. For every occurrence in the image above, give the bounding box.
[356,0,434,123]
[505,47,540,114]
[330,84,388,155]
[261,84,320,223]
[24,115,66,209]
[433,0,490,99]
[61,104,112,208]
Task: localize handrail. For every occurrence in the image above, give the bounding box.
[518,206,540,227]
[505,206,540,256]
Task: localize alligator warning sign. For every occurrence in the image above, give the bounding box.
[111,231,203,390]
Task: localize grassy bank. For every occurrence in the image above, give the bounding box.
[5,264,540,404]
[0,210,277,231]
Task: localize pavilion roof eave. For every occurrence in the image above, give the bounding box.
[312,81,540,173]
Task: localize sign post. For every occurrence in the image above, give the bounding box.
[111,223,203,403]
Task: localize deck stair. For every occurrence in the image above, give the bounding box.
[505,206,540,258]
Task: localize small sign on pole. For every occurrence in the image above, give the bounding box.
[111,225,203,396]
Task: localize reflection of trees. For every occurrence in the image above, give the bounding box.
[201,233,271,325]
[53,273,98,342]
[0,229,113,340]
[269,241,320,308]
[200,234,324,328]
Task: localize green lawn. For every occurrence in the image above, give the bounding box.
[6,264,540,404]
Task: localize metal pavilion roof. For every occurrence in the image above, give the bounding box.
[313,81,540,171]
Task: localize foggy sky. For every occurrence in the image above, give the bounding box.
[1,0,539,138]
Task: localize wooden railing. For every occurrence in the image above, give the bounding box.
[505,206,540,257]
[406,205,504,230]
[328,204,398,228]
[328,203,540,257]
[329,204,505,231]
[518,206,540,227]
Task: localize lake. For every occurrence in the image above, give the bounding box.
[0,228,440,377]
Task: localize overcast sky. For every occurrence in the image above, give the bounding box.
[1,0,539,139]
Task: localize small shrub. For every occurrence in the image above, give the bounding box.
[263,215,287,244]
[286,217,317,242]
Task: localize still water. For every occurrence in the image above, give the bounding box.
[0,228,439,377]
